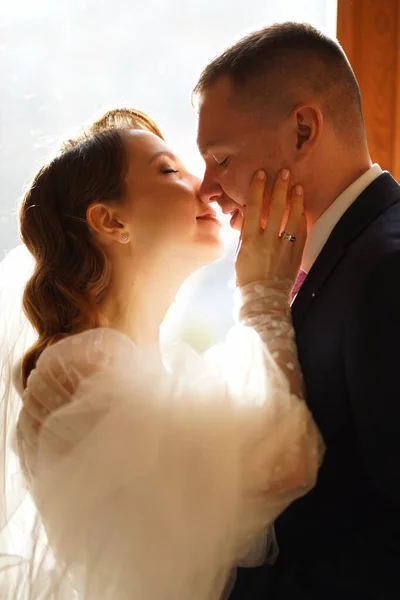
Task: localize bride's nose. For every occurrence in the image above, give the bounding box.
[188,172,216,207]
[190,174,207,204]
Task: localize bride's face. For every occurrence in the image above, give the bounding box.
[120,129,223,264]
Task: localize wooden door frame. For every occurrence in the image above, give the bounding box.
[337,0,400,179]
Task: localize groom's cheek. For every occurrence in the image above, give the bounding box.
[224,168,251,206]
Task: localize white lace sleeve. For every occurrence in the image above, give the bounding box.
[237,279,303,398]
[216,279,323,565]
[8,284,323,600]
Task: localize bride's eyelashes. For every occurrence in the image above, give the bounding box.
[159,157,189,176]
[160,163,179,175]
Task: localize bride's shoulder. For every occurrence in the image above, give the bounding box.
[53,326,134,348]
[22,328,144,407]
[37,327,139,373]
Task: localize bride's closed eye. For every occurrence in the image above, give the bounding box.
[161,164,179,175]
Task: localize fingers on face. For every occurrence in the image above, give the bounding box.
[242,169,306,253]
[291,214,307,268]
[241,170,266,239]
[283,185,306,265]
[284,184,304,238]
[264,169,290,239]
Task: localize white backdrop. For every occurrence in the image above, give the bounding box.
[0,0,337,347]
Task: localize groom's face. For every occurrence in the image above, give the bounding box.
[197,76,288,230]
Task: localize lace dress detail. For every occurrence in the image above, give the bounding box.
[5,279,323,600]
[237,279,303,398]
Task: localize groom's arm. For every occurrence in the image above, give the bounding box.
[345,250,400,547]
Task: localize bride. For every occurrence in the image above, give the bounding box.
[0,108,322,599]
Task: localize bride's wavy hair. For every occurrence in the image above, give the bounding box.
[19,108,164,388]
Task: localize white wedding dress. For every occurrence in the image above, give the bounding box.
[0,249,323,600]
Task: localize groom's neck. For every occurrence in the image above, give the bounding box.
[304,148,372,227]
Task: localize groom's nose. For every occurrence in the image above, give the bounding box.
[199,168,224,204]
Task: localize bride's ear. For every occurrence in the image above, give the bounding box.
[293,105,322,157]
[86,202,130,245]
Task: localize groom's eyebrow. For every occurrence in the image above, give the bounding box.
[197,141,218,157]
[148,150,176,164]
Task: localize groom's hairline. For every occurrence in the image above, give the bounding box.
[194,23,351,92]
[193,22,364,139]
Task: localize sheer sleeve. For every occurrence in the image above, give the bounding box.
[237,279,304,397]
[206,279,322,565]
[12,282,323,600]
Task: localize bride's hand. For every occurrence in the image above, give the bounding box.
[235,169,306,288]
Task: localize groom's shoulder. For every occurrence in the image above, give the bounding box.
[335,177,400,286]
[345,200,400,286]
[366,171,400,225]
[350,172,400,249]
[332,171,400,257]
[358,197,400,248]
[368,170,400,199]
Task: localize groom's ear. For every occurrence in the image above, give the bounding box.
[293,105,322,157]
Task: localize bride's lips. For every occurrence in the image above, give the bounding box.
[197,215,221,225]
[196,211,221,226]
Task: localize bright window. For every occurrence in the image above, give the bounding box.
[0,0,337,348]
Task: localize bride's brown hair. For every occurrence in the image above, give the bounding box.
[20,108,164,388]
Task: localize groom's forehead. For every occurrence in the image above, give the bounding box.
[196,119,237,156]
[197,80,251,152]
[197,76,235,118]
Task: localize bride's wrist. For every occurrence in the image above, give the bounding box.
[234,279,293,324]
[237,279,293,305]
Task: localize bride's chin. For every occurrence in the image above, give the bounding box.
[184,240,224,271]
[201,237,224,261]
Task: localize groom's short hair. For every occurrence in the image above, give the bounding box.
[194,22,364,140]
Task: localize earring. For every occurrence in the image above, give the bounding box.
[121,233,129,242]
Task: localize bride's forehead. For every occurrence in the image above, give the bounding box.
[123,129,169,158]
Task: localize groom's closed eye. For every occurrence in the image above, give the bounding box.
[214,156,230,168]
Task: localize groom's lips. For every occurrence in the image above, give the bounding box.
[221,205,241,215]
[221,205,246,229]
[230,209,240,227]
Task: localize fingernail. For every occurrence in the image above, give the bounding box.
[256,170,266,180]
[295,184,303,196]
[281,169,290,180]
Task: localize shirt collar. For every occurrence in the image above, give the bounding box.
[302,164,383,273]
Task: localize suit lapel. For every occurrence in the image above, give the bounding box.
[292,172,400,331]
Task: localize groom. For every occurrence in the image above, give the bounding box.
[195,22,400,600]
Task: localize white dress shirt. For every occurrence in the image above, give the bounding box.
[301,164,383,273]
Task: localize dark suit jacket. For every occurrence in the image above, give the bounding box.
[230,172,400,600]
